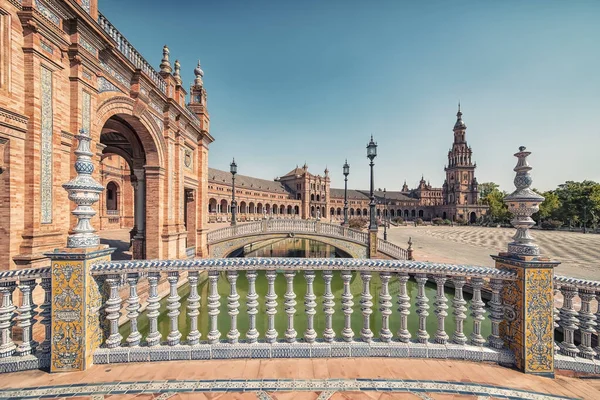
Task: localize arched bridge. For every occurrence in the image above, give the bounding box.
[206,219,410,259]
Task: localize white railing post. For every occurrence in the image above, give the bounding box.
[469,277,485,347]
[227,271,240,344]
[434,275,448,345]
[322,270,335,342]
[578,289,597,359]
[125,273,141,347]
[360,272,373,342]
[341,271,354,342]
[559,286,579,357]
[488,278,504,349]
[246,271,259,343]
[207,271,221,344]
[186,271,201,345]
[105,274,123,349]
[396,273,411,342]
[304,270,317,343]
[0,282,17,358]
[166,272,182,346]
[284,271,297,343]
[452,276,467,345]
[39,277,52,354]
[146,272,161,347]
[415,273,430,344]
[379,272,392,342]
[16,279,38,355]
[265,270,278,343]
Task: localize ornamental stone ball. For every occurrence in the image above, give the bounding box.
[504,146,545,257]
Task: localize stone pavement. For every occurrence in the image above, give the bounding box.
[0,358,597,399]
[381,225,600,281]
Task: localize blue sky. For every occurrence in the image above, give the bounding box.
[101,0,599,192]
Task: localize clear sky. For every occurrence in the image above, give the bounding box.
[101,0,599,192]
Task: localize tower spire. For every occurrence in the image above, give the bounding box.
[173,59,182,85]
[193,60,204,86]
[160,45,172,74]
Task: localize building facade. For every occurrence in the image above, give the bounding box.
[207,108,487,223]
[0,0,213,270]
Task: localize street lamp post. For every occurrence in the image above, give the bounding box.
[230,158,237,226]
[343,160,350,226]
[367,135,378,231]
[383,188,388,241]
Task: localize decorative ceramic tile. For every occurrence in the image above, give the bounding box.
[40,41,53,54]
[79,37,98,56]
[98,77,123,93]
[81,0,91,12]
[99,60,129,88]
[35,0,60,26]
[40,66,53,224]
[82,91,91,134]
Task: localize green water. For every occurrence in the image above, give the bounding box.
[121,239,490,341]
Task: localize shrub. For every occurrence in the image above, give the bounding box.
[348,217,368,230]
[443,219,452,225]
[541,219,563,230]
[432,217,443,225]
[455,217,467,225]
[416,218,424,225]
[392,217,404,224]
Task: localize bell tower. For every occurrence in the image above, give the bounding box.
[188,60,210,133]
[443,104,479,207]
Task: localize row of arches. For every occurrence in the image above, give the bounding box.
[208,198,300,216]
[326,208,428,219]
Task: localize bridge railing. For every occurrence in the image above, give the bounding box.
[377,238,408,260]
[207,219,370,246]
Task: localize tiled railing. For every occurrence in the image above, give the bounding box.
[97,13,167,94]
[553,275,600,372]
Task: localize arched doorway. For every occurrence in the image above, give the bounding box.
[106,181,119,211]
[418,210,424,218]
[99,110,165,260]
[208,198,217,213]
[470,212,477,224]
[442,211,447,220]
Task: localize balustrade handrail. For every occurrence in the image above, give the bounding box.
[89,257,518,279]
[0,266,50,281]
[554,275,600,290]
[97,13,167,94]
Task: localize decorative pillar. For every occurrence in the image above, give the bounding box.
[132,168,146,259]
[46,128,114,372]
[492,146,559,376]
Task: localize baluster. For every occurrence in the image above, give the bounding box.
[265,270,278,343]
[186,271,201,345]
[207,271,221,344]
[578,289,597,359]
[488,278,504,349]
[379,272,392,342]
[283,271,297,343]
[0,282,17,358]
[360,272,373,342]
[469,277,485,346]
[341,271,354,342]
[322,270,335,342]
[433,275,448,344]
[125,273,141,347]
[553,286,560,353]
[246,271,259,343]
[415,273,429,343]
[452,276,467,345]
[304,270,317,343]
[146,272,161,346]
[227,271,240,344]
[39,277,52,354]
[396,273,411,342]
[166,272,181,346]
[105,274,122,348]
[16,279,38,355]
[559,286,579,357]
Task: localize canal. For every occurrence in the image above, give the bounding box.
[121,238,491,341]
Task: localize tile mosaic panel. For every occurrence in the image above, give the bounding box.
[35,0,60,26]
[524,267,554,373]
[40,66,53,224]
[99,60,129,88]
[98,77,123,93]
[40,41,53,54]
[81,0,91,13]
[82,91,91,134]
[79,37,98,56]
[168,142,173,220]
[51,260,85,371]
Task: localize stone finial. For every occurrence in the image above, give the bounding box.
[173,59,182,85]
[504,146,545,257]
[160,45,172,74]
[62,128,104,248]
[194,60,204,86]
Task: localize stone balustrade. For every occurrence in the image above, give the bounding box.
[377,238,409,260]
[97,14,167,94]
[0,258,521,372]
[552,275,600,373]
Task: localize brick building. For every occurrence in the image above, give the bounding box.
[0,0,213,270]
[207,107,487,224]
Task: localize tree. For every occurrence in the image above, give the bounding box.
[481,184,510,224]
[553,181,600,228]
[479,182,500,200]
[532,189,561,221]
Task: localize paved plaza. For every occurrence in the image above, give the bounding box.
[382,225,600,280]
[1,358,597,399]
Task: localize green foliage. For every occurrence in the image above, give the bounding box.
[479,182,500,200]
[541,219,563,230]
[432,217,443,225]
[443,219,452,225]
[392,217,404,224]
[533,189,561,221]
[481,184,511,224]
[552,181,600,228]
[416,218,424,225]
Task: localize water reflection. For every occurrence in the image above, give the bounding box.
[232,238,349,258]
